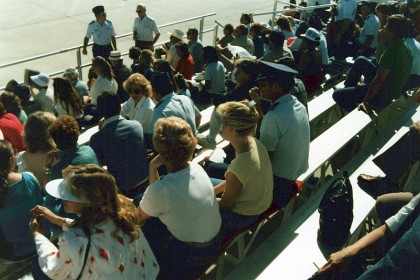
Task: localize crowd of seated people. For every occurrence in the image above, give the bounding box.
[0,1,419,279]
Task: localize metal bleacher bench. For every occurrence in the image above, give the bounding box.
[200,92,417,279]
[224,104,419,280]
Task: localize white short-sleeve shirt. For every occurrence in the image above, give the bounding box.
[140,162,221,243]
[88,75,118,105]
[133,15,160,41]
[85,20,116,46]
[121,96,155,130]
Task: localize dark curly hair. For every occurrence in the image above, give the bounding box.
[0,91,22,118]
[0,140,13,208]
[49,115,79,150]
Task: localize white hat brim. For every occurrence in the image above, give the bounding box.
[45,179,90,203]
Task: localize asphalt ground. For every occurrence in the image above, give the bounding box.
[0,0,279,88]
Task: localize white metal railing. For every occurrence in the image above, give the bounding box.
[0,12,216,88]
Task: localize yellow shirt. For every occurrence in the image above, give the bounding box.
[226,138,273,215]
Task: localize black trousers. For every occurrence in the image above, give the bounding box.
[92,43,113,59]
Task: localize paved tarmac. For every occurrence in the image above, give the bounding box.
[0,0,279,88]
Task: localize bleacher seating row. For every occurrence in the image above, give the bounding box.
[193,84,417,278]
[224,105,420,280]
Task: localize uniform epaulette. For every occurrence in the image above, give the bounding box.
[89,20,95,25]
[106,20,112,24]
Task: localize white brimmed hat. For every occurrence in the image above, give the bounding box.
[46,179,90,203]
[167,28,184,40]
[300,27,321,43]
[30,73,50,87]
[109,51,123,61]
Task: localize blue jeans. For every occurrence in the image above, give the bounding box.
[272,176,295,209]
[142,217,222,279]
[221,210,260,234]
[344,56,378,88]
[206,162,229,180]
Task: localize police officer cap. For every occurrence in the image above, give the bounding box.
[92,6,105,15]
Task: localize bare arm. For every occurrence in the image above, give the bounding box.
[30,205,67,227]
[358,66,391,114]
[214,180,227,195]
[152,33,161,45]
[317,224,389,276]
[111,36,117,50]
[82,37,89,55]
[137,207,152,226]
[148,154,165,185]
[249,87,265,131]
[218,172,243,211]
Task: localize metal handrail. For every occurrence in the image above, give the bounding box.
[0,12,216,82]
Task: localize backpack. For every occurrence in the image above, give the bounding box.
[318,171,354,247]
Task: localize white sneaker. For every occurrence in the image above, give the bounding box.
[197,134,217,149]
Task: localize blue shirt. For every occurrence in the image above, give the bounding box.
[90,115,149,193]
[149,93,197,135]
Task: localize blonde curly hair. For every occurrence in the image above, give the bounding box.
[153,117,196,171]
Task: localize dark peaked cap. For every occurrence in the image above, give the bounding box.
[92,6,105,15]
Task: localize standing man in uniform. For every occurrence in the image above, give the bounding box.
[133,4,160,51]
[82,6,117,59]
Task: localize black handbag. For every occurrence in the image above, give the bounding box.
[318,171,354,247]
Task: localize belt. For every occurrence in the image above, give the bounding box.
[137,40,153,43]
[176,230,222,248]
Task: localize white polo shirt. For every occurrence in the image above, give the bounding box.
[133,15,160,41]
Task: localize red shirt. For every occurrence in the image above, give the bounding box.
[0,113,25,151]
[175,55,195,80]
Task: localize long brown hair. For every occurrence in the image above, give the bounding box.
[53,77,83,116]
[63,164,140,241]
[0,141,13,207]
[92,56,115,80]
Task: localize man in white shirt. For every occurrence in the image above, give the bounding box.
[133,4,160,51]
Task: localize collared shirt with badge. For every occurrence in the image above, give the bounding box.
[85,20,116,46]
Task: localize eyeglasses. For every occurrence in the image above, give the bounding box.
[136,10,142,13]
